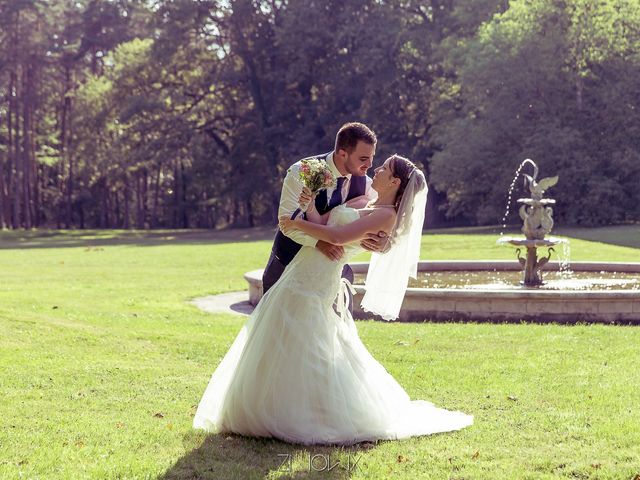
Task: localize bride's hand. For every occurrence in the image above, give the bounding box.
[278,215,299,234]
[361,231,391,253]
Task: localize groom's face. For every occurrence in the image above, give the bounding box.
[342,141,375,177]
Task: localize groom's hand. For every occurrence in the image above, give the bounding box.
[316,240,344,262]
[361,231,391,253]
[299,187,314,205]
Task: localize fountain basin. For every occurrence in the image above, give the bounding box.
[245,261,640,324]
[496,236,566,247]
[517,198,556,206]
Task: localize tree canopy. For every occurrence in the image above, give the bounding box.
[0,0,638,229]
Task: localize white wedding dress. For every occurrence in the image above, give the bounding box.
[193,205,473,445]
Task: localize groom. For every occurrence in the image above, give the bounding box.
[263,122,388,296]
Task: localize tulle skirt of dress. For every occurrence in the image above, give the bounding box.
[193,249,473,445]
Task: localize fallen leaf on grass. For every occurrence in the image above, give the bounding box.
[472,451,480,460]
[394,339,420,346]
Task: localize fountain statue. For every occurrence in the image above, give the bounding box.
[497,159,563,287]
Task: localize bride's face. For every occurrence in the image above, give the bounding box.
[372,158,399,192]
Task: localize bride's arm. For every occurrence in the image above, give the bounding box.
[279,209,395,246]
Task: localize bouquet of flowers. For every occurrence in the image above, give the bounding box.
[296,158,336,212]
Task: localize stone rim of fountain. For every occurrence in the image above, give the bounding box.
[244,260,640,324]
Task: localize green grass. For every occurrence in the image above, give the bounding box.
[1,225,639,479]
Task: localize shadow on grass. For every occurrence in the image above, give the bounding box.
[0,224,515,250]
[160,432,375,479]
[3,223,638,250]
[0,227,277,249]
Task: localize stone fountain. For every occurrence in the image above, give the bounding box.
[497,159,563,286]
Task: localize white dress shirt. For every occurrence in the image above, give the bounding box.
[278,151,377,247]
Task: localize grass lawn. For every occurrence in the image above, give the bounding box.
[1,225,639,479]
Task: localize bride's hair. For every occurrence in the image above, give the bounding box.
[389,155,423,209]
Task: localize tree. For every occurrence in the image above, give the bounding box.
[429,0,640,225]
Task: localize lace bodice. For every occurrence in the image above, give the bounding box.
[326,205,365,262]
[280,205,364,300]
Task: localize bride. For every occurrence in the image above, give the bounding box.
[193,154,473,445]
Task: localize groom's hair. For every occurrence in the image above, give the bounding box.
[335,122,377,153]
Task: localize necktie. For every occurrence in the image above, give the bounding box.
[328,177,346,209]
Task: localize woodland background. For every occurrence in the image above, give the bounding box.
[1,0,639,230]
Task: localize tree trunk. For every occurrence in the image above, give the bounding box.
[142,168,148,229]
[152,166,161,228]
[115,189,121,226]
[65,153,73,227]
[135,171,143,229]
[173,158,181,228]
[10,11,22,229]
[576,74,583,111]
[22,62,33,229]
[0,101,7,229]
[11,66,22,229]
[0,163,5,229]
[246,198,255,227]
[34,162,42,227]
[107,188,112,228]
[65,68,74,229]
[104,183,111,228]
[79,200,84,229]
[123,174,131,229]
[60,64,71,227]
[180,160,188,228]
[5,75,14,228]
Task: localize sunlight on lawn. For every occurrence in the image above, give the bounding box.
[0,226,639,478]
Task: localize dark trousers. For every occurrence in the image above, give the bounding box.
[262,249,354,313]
